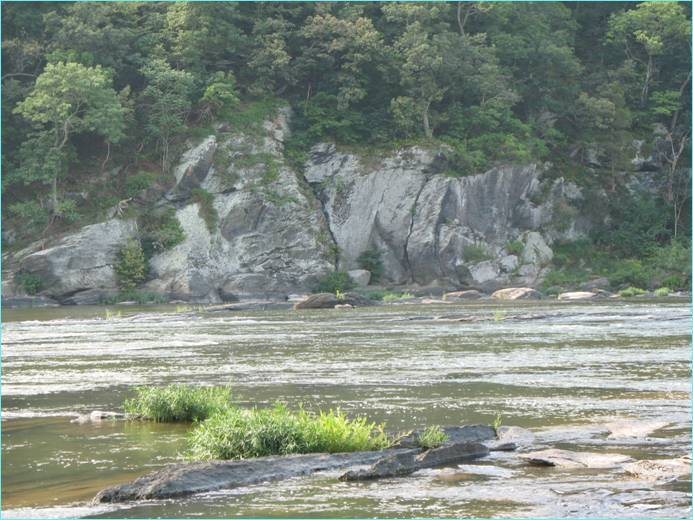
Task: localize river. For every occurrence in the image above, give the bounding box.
[2,300,691,518]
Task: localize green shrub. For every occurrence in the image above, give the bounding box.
[125,171,156,198]
[8,200,48,229]
[187,404,390,461]
[56,199,80,223]
[418,425,449,450]
[463,244,491,263]
[619,286,647,297]
[101,290,166,305]
[314,272,355,293]
[15,273,43,295]
[608,260,651,289]
[139,209,185,256]
[115,240,148,290]
[506,240,524,256]
[654,287,671,297]
[124,385,232,422]
[357,248,384,283]
[191,188,218,233]
[662,275,684,290]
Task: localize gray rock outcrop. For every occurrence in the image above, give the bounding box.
[4,107,590,304]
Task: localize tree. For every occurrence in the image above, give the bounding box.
[608,3,691,107]
[139,58,195,172]
[383,4,448,138]
[13,61,125,215]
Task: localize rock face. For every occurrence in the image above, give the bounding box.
[5,108,590,303]
[306,143,586,290]
[12,219,138,302]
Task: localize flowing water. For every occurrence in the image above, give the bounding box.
[2,300,691,518]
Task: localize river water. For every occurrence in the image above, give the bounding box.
[2,300,691,518]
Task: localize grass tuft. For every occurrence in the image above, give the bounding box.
[123,385,232,422]
[619,286,647,297]
[418,425,449,449]
[186,404,391,460]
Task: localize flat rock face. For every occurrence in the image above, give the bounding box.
[605,420,669,439]
[520,449,633,469]
[492,287,542,300]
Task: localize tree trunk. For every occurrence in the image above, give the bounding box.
[641,55,653,106]
[51,175,59,215]
[422,100,432,139]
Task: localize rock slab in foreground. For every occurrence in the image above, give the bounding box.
[520,449,633,469]
[339,442,490,481]
[605,420,669,439]
[394,424,496,449]
[94,448,412,503]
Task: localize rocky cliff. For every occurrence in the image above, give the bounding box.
[3,110,590,305]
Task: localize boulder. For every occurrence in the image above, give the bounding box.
[520,449,632,469]
[623,456,691,482]
[347,269,371,287]
[334,304,353,309]
[491,287,542,300]
[557,291,597,301]
[496,426,535,446]
[443,290,483,301]
[61,288,119,305]
[294,293,338,309]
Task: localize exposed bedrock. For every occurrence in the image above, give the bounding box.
[6,109,592,303]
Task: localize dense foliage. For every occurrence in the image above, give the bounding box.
[2,2,691,278]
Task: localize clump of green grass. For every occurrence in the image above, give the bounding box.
[382,292,415,303]
[186,404,391,461]
[124,385,232,422]
[417,425,449,449]
[653,287,671,297]
[619,286,647,297]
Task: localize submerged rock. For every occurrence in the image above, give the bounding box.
[491,287,542,300]
[71,411,126,424]
[520,449,632,469]
[605,420,669,439]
